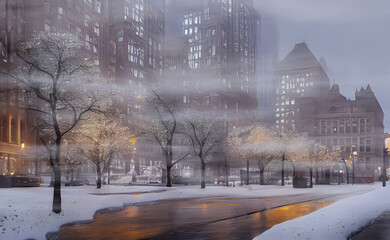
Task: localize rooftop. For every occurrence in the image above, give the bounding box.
[277,42,321,70]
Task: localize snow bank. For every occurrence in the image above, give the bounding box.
[254,185,390,240]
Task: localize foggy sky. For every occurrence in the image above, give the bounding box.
[255,0,390,132]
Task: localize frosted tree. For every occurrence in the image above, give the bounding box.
[274,129,300,186]
[60,139,85,186]
[228,125,261,185]
[5,32,108,213]
[245,126,278,185]
[291,140,340,187]
[318,145,341,181]
[76,110,131,189]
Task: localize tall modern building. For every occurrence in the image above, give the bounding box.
[273,42,330,131]
[106,0,166,177]
[255,12,279,124]
[165,0,261,124]
[107,0,165,110]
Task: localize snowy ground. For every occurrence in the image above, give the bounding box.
[254,183,390,240]
[0,183,382,240]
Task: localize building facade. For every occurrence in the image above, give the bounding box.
[274,42,385,182]
[165,0,260,122]
[295,84,385,182]
[273,42,330,131]
[0,0,38,178]
[24,0,110,76]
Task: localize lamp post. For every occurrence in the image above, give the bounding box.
[383,148,388,187]
[342,158,349,184]
[352,151,357,185]
[338,170,342,185]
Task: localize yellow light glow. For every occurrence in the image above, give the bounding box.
[130,138,137,143]
[201,203,239,206]
[21,143,25,149]
[133,148,137,151]
[133,194,142,197]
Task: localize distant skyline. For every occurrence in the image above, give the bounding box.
[255,0,390,131]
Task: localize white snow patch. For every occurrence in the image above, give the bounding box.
[254,184,390,240]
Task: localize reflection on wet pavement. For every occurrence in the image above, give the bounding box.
[58,198,332,240]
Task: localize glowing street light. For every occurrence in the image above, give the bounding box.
[352,151,357,185]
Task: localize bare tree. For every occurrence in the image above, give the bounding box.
[246,126,278,185]
[184,114,221,189]
[3,32,107,213]
[142,91,188,187]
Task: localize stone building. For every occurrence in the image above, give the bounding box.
[296,84,385,182]
[273,42,330,131]
[275,42,385,182]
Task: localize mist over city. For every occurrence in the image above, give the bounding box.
[0,1,389,240]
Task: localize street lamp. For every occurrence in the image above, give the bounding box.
[338,170,342,185]
[352,151,357,185]
[383,148,388,187]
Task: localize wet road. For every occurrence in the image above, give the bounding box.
[57,195,334,240]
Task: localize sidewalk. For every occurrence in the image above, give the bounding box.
[350,212,390,240]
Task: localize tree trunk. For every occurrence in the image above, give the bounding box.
[315,167,319,184]
[281,155,285,186]
[71,169,74,185]
[52,164,61,213]
[96,163,102,189]
[52,137,62,213]
[246,159,250,185]
[166,166,172,187]
[225,165,229,187]
[50,170,55,187]
[201,161,206,189]
[107,164,111,185]
[260,169,265,185]
[309,168,313,188]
